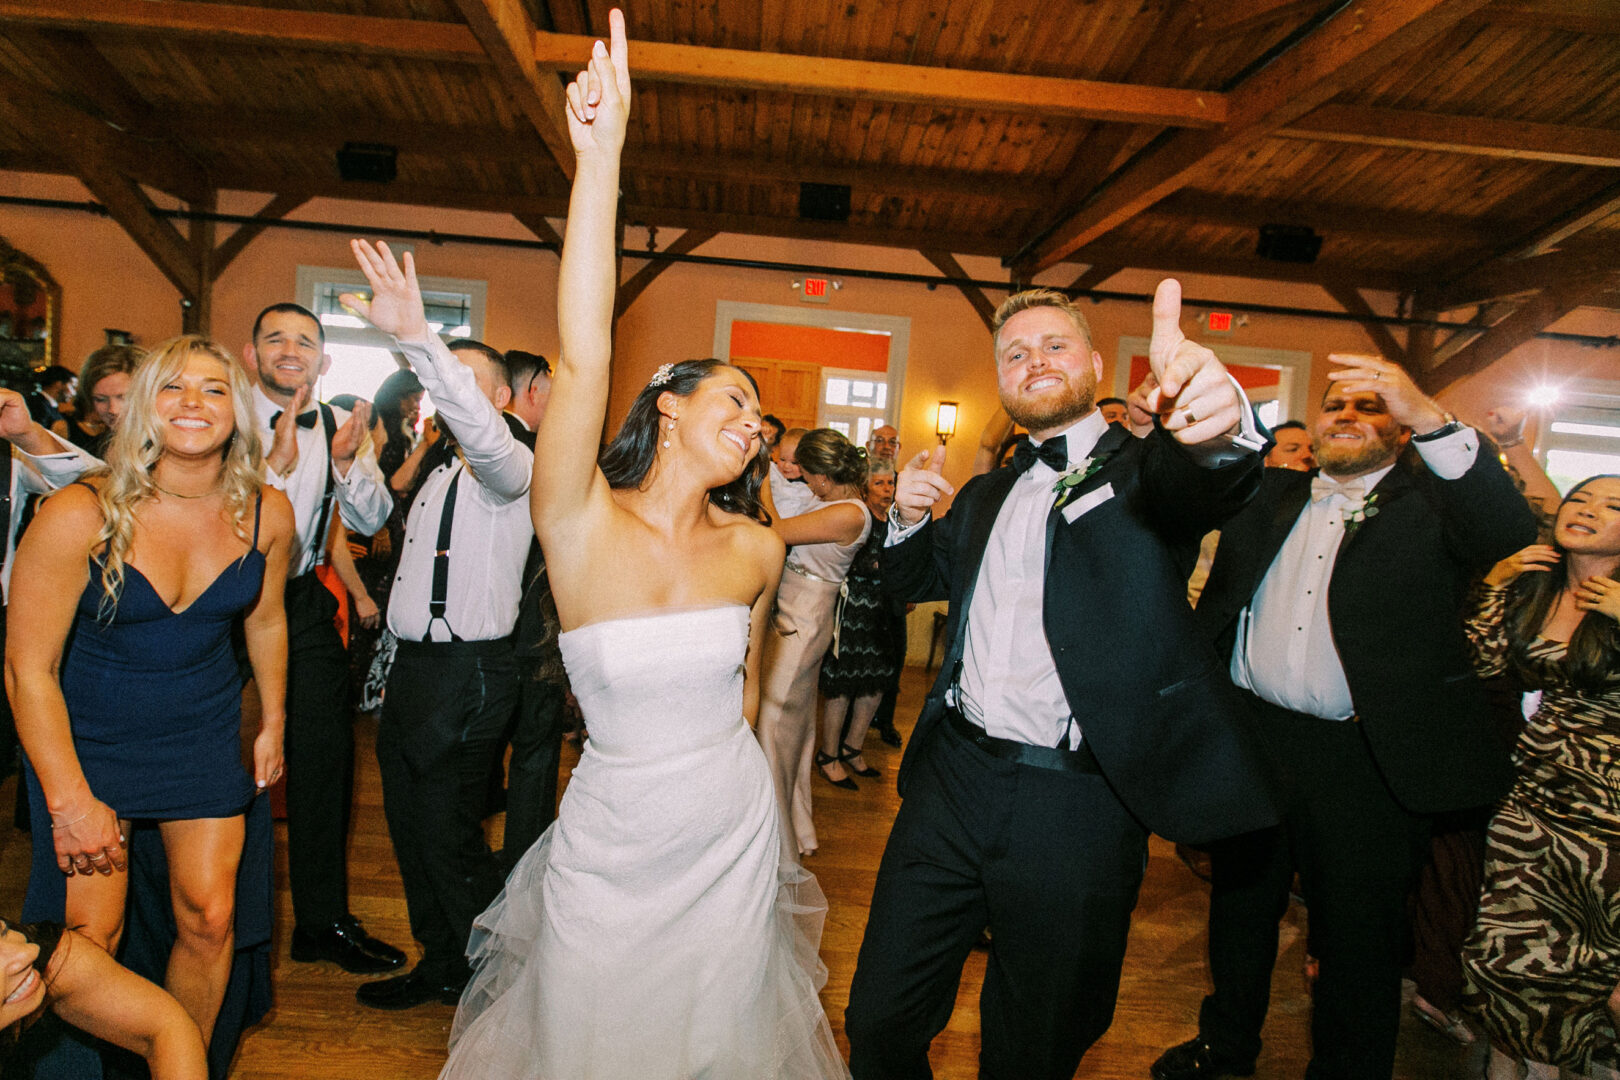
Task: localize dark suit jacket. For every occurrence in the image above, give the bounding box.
[881,423,1277,845]
[1195,444,1538,814]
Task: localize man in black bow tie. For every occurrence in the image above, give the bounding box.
[1152,358,1536,1080]
[245,302,404,975]
[845,281,1273,1080]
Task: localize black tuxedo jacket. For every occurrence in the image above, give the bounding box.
[1195,445,1538,814]
[881,423,1277,845]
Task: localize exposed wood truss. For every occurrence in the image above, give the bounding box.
[919,250,997,334]
[615,230,716,319]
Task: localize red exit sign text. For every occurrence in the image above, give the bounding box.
[1206,311,1234,333]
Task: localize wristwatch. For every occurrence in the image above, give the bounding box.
[1411,413,1463,443]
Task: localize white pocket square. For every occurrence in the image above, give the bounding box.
[1061,482,1115,523]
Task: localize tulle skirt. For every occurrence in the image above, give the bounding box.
[440,719,850,1080]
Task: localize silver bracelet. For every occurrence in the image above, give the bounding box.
[50,809,91,831]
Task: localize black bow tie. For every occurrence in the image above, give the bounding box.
[1012,435,1068,474]
[270,409,318,429]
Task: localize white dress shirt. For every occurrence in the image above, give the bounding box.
[252,387,392,576]
[386,335,535,643]
[1231,427,1479,719]
[3,432,98,602]
[769,461,821,517]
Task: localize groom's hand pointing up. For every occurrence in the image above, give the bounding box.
[1140,279,1245,445]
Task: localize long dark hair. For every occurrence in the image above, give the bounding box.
[599,359,768,521]
[1505,474,1620,689]
[795,427,868,487]
[372,369,424,445]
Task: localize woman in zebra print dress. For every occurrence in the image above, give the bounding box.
[1462,475,1620,1080]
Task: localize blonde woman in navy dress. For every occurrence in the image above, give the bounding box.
[7,335,294,1047]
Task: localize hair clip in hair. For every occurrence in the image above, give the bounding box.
[649,363,675,387]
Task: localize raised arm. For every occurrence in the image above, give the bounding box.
[772,502,867,547]
[970,406,1015,477]
[532,10,631,538]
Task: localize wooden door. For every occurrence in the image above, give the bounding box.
[731,356,819,431]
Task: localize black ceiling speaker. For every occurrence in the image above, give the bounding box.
[337,142,398,183]
[1256,223,1323,264]
[799,182,851,222]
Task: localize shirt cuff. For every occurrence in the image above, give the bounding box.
[884,506,930,547]
[18,429,82,462]
[1175,374,1267,467]
[1412,425,1479,480]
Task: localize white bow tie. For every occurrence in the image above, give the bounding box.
[1310,476,1367,503]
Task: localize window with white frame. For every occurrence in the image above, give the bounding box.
[295,262,487,410]
[1536,385,1620,494]
[819,369,890,448]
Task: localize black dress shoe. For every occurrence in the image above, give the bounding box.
[1150,1036,1256,1080]
[878,727,902,748]
[290,916,406,975]
[355,967,467,1011]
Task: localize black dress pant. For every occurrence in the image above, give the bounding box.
[283,572,356,930]
[846,720,1148,1080]
[501,678,565,872]
[377,638,518,980]
[1198,695,1430,1080]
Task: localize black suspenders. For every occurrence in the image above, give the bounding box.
[310,403,338,566]
[0,445,13,583]
[424,464,463,643]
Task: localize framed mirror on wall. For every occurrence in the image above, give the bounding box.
[0,234,61,388]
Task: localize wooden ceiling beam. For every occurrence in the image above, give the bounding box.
[211,192,309,276]
[1015,0,1492,274]
[0,70,208,204]
[1276,104,1620,168]
[449,0,576,180]
[1476,0,1620,34]
[512,211,563,248]
[76,157,202,299]
[1195,0,1326,39]
[1324,283,1407,367]
[1421,273,1620,394]
[1149,190,1501,242]
[1071,241,1417,293]
[1065,264,1121,293]
[0,0,1227,126]
[4,27,162,138]
[529,30,1227,127]
[920,250,997,333]
[616,229,716,318]
[1417,245,1620,312]
[1502,179,1620,258]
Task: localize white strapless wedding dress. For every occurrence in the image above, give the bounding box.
[440,605,851,1080]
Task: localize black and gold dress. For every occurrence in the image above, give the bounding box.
[1461,583,1620,1071]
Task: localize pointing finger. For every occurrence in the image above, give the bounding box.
[1150,279,1184,356]
[927,444,946,474]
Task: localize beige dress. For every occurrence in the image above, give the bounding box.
[756,498,872,856]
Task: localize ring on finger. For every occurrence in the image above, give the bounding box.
[1185,410,1198,425]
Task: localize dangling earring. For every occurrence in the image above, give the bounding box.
[663,415,676,449]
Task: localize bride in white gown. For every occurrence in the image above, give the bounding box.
[433,12,852,1078]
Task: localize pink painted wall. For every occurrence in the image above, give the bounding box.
[3,168,1618,509]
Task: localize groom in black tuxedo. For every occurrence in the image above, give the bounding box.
[845,282,1278,1080]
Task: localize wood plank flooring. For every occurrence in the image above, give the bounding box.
[0,666,1487,1078]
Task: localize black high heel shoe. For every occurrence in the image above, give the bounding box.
[840,743,881,778]
[815,750,858,790]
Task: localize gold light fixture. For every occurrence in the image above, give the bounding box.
[935,401,959,443]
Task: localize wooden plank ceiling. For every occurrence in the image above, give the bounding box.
[0,0,1616,379]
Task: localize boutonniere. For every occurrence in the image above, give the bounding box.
[1052,450,1115,510]
[1342,492,1381,536]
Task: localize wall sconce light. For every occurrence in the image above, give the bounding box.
[935,401,959,443]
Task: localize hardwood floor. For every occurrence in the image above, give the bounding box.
[0,666,1487,1078]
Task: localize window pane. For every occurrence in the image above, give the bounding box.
[850,380,875,405]
[1546,448,1620,495]
[829,420,851,437]
[1257,400,1281,428]
[856,417,872,447]
[876,384,887,409]
[826,379,849,406]
[322,344,405,407]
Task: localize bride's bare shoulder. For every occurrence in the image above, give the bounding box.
[708,504,784,561]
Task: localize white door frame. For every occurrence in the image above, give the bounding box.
[713,300,910,427]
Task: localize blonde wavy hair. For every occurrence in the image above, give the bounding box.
[88,335,264,611]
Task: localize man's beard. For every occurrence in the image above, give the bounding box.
[1002,377,1096,435]
[1316,426,1404,477]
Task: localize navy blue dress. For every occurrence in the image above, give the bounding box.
[21,493,274,1080]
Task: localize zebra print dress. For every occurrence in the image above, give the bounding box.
[1461,584,1620,1071]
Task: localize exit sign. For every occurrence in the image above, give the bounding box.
[1206,311,1234,333]
[800,277,830,303]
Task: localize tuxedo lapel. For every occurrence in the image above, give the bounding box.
[1336,457,1415,558]
[1043,424,1130,575]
